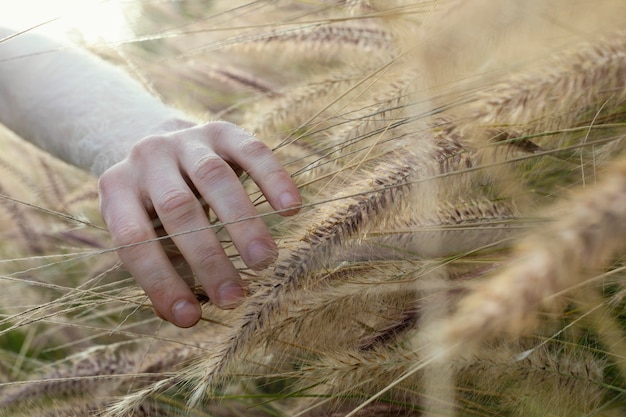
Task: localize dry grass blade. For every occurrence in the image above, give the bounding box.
[2,1,626,417]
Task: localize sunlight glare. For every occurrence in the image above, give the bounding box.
[0,0,136,44]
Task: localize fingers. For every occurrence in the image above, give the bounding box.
[146,156,247,307]
[207,122,302,216]
[98,164,202,328]
[98,121,302,328]
[180,145,279,270]
[178,121,302,269]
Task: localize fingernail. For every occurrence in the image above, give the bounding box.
[218,282,245,309]
[280,191,300,211]
[172,300,201,328]
[248,240,278,269]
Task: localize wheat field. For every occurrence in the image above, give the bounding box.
[1,1,626,416]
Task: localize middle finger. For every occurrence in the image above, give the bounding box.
[148,159,245,309]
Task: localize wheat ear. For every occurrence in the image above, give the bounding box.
[457,339,606,416]
[464,31,626,157]
[184,148,420,407]
[434,154,626,359]
[0,342,141,409]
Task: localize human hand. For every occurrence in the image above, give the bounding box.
[98,121,301,327]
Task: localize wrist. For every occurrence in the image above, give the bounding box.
[90,117,197,176]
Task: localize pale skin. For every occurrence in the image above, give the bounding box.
[0,28,301,327]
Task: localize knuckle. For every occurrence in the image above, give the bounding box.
[97,186,112,216]
[198,121,230,145]
[128,135,173,161]
[205,120,236,138]
[191,154,231,184]
[190,244,227,272]
[202,121,250,151]
[155,189,198,219]
[264,166,292,185]
[111,221,153,249]
[97,163,125,196]
[239,137,270,159]
[224,202,256,224]
[97,171,113,193]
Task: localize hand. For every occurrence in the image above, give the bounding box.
[98,121,301,327]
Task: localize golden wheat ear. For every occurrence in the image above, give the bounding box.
[231,22,394,56]
[460,31,626,162]
[182,112,514,405]
[419,31,626,361]
[0,343,142,411]
[0,328,224,416]
[455,338,607,416]
[183,148,422,407]
[433,153,626,359]
[101,114,517,415]
[4,2,626,416]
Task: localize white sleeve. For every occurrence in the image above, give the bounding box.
[0,27,194,175]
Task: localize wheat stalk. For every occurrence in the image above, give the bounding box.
[2,2,626,416]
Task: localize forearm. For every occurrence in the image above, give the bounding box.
[0,28,193,175]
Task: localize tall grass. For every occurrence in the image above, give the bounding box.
[1,1,626,416]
